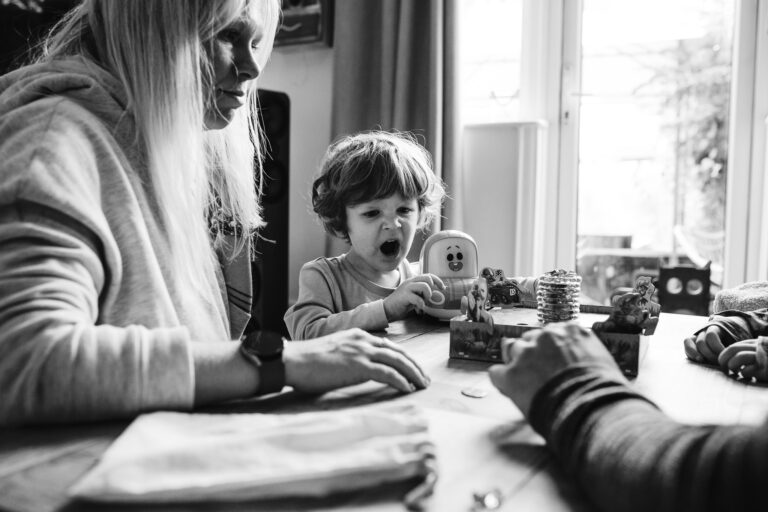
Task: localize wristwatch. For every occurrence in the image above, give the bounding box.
[239,330,286,395]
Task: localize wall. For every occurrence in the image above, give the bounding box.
[461,122,547,278]
[258,44,334,303]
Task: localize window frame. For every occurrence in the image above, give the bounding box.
[549,0,767,287]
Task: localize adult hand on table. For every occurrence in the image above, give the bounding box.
[488,322,620,417]
[717,337,768,382]
[683,326,727,364]
[284,328,430,394]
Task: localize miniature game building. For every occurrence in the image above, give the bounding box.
[481,267,523,306]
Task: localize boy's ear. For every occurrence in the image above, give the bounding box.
[417,208,427,227]
[332,227,350,242]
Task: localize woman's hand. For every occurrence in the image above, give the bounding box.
[683,326,727,364]
[284,328,431,394]
[383,274,445,321]
[488,322,619,417]
[718,337,768,381]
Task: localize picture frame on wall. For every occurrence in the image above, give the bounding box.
[275,0,334,47]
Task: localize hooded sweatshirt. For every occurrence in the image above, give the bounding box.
[0,58,249,425]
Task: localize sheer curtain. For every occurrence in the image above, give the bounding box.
[327,0,461,260]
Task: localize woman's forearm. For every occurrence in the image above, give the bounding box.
[189,341,259,406]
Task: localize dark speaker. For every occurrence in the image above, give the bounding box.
[248,89,290,337]
[657,265,711,316]
[0,0,77,75]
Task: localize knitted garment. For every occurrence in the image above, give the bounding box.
[713,281,768,313]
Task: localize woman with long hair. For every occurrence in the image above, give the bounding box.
[0,0,429,426]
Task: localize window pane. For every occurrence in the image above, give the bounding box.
[576,0,734,307]
[458,0,523,124]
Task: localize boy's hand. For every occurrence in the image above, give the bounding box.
[683,326,727,364]
[718,337,768,381]
[383,274,445,321]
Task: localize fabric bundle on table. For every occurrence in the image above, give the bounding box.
[714,281,768,313]
[69,403,434,503]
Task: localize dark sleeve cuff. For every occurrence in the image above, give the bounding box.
[692,309,768,346]
[528,363,659,454]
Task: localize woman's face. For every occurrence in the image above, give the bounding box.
[205,5,269,130]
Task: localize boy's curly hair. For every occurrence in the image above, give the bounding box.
[311,131,446,242]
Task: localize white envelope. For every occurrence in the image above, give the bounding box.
[69,403,434,503]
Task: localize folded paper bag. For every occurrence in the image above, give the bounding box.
[69,403,434,503]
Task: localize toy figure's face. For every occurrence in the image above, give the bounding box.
[635,277,654,297]
[471,279,488,302]
[617,292,642,313]
[425,236,478,278]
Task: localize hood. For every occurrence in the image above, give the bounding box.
[0,57,128,127]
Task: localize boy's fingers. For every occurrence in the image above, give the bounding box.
[414,273,445,290]
[739,364,759,380]
[683,337,703,362]
[409,282,433,299]
[695,334,717,362]
[705,329,725,355]
[705,326,723,336]
[724,352,756,372]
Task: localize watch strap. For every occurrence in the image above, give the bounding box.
[240,331,285,395]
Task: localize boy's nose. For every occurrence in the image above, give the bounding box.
[383,217,402,230]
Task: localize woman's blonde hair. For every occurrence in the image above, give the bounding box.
[38,0,280,338]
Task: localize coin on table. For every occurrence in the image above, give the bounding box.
[461,387,489,398]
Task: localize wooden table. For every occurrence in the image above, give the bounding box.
[2,312,768,512]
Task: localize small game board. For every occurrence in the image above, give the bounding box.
[449,305,652,377]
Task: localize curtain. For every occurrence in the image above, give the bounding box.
[327,0,461,260]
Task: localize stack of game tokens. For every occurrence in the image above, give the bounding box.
[536,269,581,324]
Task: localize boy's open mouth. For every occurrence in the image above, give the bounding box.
[380,239,401,257]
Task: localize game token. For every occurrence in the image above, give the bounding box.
[461,387,488,398]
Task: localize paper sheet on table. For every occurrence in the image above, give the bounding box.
[69,403,433,503]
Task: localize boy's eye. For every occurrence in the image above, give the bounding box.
[397,207,414,215]
[362,210,379,218]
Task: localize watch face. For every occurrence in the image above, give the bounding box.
[245,330,284,356]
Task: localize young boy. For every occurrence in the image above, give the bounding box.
[284,131,447,340]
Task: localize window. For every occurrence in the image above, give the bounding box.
[458,0,523,125]
[574,0,735,305]
[457,0,768,301]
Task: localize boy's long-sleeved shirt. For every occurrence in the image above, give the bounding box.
[284,254,415,340]
[529,363,767,512]
[695,308,768,342]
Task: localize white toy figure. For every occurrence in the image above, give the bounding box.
[419,230,479,320]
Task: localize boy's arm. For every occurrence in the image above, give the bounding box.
[693,308,768,345]
[283,264,388,340]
